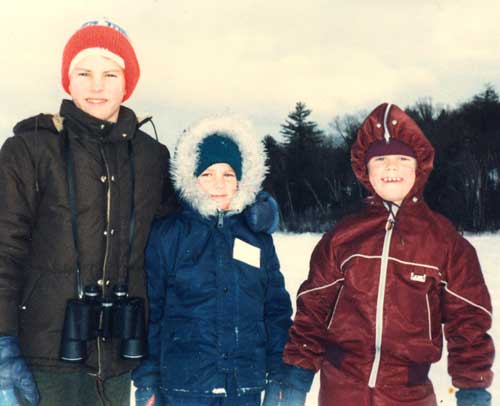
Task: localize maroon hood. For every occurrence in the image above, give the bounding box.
[351,103,435,202]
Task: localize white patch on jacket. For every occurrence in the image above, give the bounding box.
[171,116,267,218]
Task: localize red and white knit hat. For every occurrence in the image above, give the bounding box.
[61,19,140,102]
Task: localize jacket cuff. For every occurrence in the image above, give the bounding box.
[283,363,316,392]
[131,360,160,389]
[266,354,286,381]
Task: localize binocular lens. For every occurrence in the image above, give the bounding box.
[59,299,89,362]
[60,340,86,362]
[60,289,146,362]
[122,338,145,359]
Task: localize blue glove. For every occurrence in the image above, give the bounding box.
[135,386,160,406]
[281,384,307,406]
[244,191,279,234]
[0,336,39,405]
[456,388,491,406]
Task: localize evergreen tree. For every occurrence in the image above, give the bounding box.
[279,102,326,229]
[281,101,323,147]
[457,85,500,230]
[262,135,287,221]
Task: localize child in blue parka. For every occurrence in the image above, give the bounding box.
[132,116,293,406]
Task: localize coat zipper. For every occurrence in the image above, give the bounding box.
[217,210,224,228]
[97,144,113,377]
[368,216,395,388]
[100,145,112,290]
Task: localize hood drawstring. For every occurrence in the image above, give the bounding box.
[135,116,158,141]
[383,200,405,245]
[149,119,159,141]
[383,200,398,231]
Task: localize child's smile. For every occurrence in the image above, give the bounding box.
[368,154,417,205]
[197,163,238,211]
[69,54,126,123]
[85,97,108,104]
[381,176,404,183]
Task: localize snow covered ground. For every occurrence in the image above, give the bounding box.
[132,231,499,405]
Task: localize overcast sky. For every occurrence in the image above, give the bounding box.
[2,0,500,148]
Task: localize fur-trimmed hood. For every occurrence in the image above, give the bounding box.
[170,116,267,218]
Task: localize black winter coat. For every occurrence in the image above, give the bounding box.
[0,100,175,378]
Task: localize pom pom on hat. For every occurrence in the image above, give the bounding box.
[62,19,140,102]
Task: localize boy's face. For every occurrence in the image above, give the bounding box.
[69,54,125,123]
[367,154,417,205]
[197,163,238,211]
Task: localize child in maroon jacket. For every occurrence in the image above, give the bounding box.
[281,103,494,406]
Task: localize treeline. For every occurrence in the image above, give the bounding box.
[263,85,500,232]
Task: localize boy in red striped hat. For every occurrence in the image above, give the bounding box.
[0,18,172,406]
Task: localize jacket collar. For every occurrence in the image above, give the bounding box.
[364,193,425,218]
[180,199,240,227]
[59,99,139,143]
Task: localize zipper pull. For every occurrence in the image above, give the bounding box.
[217,211,224,228]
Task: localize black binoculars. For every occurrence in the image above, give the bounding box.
[59,284,146,362]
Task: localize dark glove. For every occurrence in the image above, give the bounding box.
[456,388,491,406]
[244,191,279,234]
[0,336,39,406]
[135,386,161,406]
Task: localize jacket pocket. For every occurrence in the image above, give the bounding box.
[19,273,42,309]
[18,273,72,352]
[161,319,202,391]
[394,266,441,341]
[173,268,194,299]
[162,353,201,391]
[424,293,432,341]
[236,259,267,298]
[326,285,344,331]
[163,318,199,353]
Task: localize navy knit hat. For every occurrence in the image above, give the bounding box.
[195,134,242,180]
